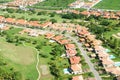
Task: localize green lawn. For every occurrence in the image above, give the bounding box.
[0,0,13,3]
[29,0,76,9]
[94,0,120,10]
[0,38,38,80]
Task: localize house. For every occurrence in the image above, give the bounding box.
[69,0,84,8]
[91,40,102,46]
[72,75,84,80]
[80,11,90,17]
[71,64,82,74]
[52,35,63,41]
[70,56,81,64]
[90,11,101,17]
[71,10,80,14]
[58,39,69,45]
[28,21,41,27]
[0,16,5,22]
[77,28,90,37]
[101,58,114,68]
[66,49,77,57]
[28,31,39,37]
[94,46,105,53]
[65,43,76,50]
[116,12,120,17]
[86,48,93,52]
[79,38,85,42]
[0,24,10,31]
[41,22,52,28]
[86,34,96,42]
[97,52,109,60]
[15,19,27,26]
[84,43,90,47]
[19,28,32,34]
[1,26,10,31]
[45,33,55,39]
[5,18,15,24]
[105,67,120,76]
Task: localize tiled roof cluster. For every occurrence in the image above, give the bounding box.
[76,26,120,76]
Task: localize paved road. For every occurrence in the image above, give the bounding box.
[65,34,102,80]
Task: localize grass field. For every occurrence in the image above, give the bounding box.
[29,0,76,9]
[0,37,38,80]
[94,0,120,10]
[0,0,13,3]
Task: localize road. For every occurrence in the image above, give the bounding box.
[65,34,102,80]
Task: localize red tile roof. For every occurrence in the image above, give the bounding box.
[52,35,63,41]
[66,49,77,56]
[70,56,81,64]
[5,18,15,23]
[71,64,82,71]
[65,43,76,50]
[58,39,69,45]
[72,75,84,80]
[45,33,55,39]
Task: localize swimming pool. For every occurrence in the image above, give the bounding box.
[114,62,120,67]
[109,55,116,59]
[105,49,111,53]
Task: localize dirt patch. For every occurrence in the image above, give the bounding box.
[40,65,49,75]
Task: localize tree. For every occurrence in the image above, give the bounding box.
[50,19,57,23]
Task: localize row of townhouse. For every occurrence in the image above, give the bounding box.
[48,23,80,33]
[56,9,120,20]
[0,16,84,33]
[45,33,84,80]
[0,16,52,29]
[76,26,120,76]
[68,0,84,8]
[0,24,10,31]
[55,9,80,14]
[7,0,44,7]
[80,10,120,19]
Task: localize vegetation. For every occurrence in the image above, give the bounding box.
[0,0,13,3]
[94,0,120,10]
[0,8,69,23]
[0,27,71,80]
[29,0,76,9]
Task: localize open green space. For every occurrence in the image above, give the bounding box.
[94,0,120,10]
[0,0,13,3]
[28,0,76,9]
[0,26,71,80]
[0,8,69,23]
[0,37,38,80]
